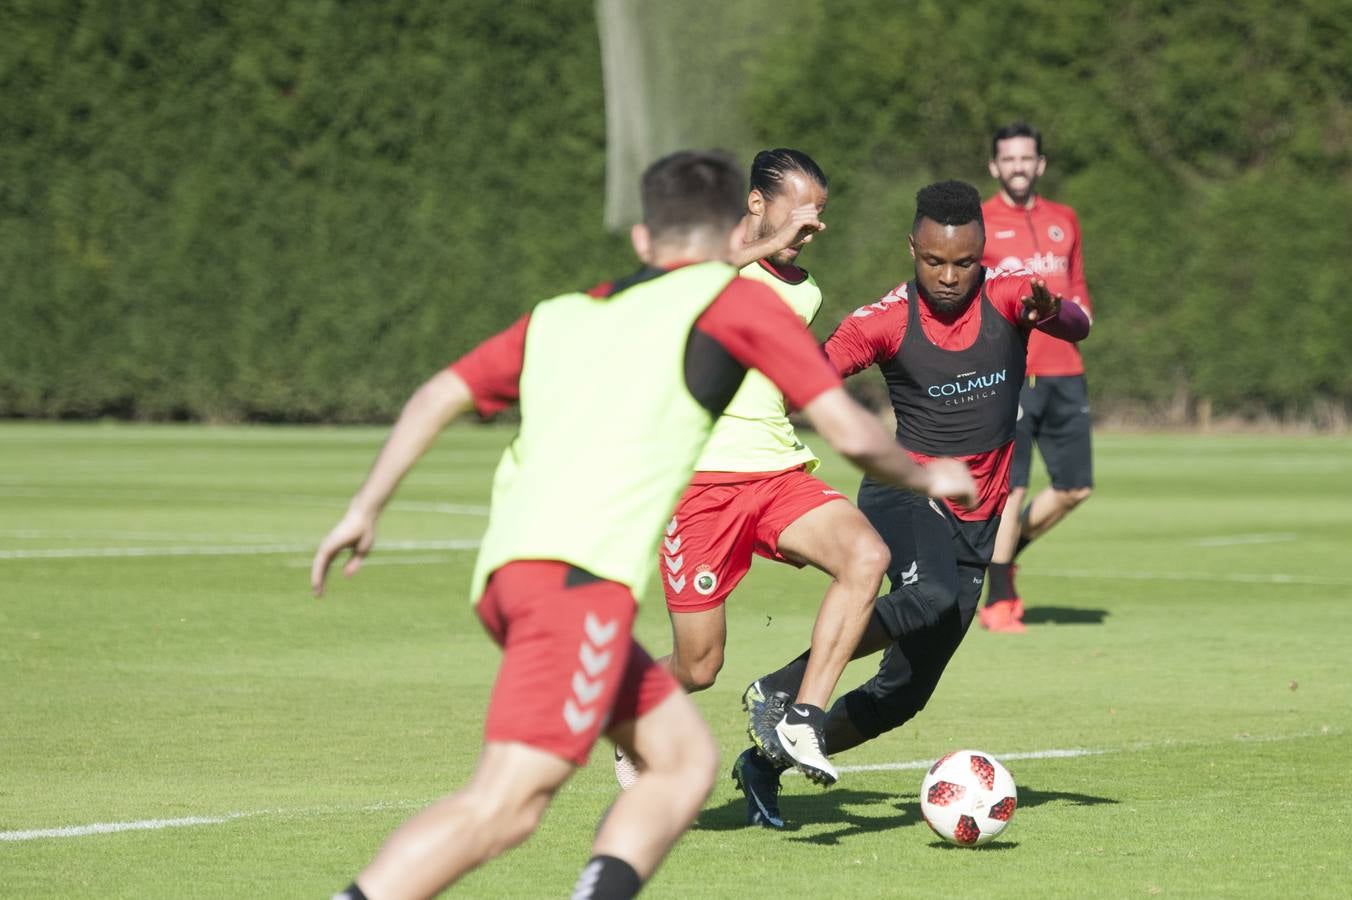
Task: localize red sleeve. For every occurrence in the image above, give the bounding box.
[822,285,910,376]
[694,279,841,409]
[984,267,1090,341]
[1066,210,1093,319]
[982,269,1035,327]
[446,314,530,417]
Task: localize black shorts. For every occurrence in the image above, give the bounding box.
[842,479,1000,741]
[856,479,998,640]
[1011,374,1093,490]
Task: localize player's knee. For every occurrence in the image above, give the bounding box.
[645,712,719,800]
[685,730,720,800]
[921,580,960,620]
[675,647,724,692]
[1059,486,1092,508]
[682,657,723,692]
[457,786,554,856]
[844,530,890,583]
[495,793,552,853]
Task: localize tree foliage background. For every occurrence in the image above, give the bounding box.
[2,0,1349,423]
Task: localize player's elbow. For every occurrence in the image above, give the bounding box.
[408,369,475,422]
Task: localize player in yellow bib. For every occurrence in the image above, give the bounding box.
[614,151,896,821]
[312,151,977,899]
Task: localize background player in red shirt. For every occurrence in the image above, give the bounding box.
[979,122,1095,632]
[733,181,1090,828]
[311,151,976,899]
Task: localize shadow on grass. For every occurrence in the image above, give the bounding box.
[1021,606,1109,625]
[697,783,1118,846]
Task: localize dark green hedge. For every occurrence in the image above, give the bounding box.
[2,0,1349,422]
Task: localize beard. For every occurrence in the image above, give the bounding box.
[1000,173,1037,203]
[915,276,981,315]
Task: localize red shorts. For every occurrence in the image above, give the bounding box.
[661,467,846,613]
[477,560,679,765]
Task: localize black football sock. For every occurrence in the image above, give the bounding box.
[761,649,810,697]
[986,562,1015,605]
[332,883,369,900]
[782,701,827,733]
[823,696,872,756]
[1011,503,1033,559]
[572,855,642,900]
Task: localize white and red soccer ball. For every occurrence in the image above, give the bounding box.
[920,749,1017,846]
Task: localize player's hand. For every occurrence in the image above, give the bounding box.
[1019,278,1062,325]
[767,204,825,252]
[310,509,377,597]
[923,458,978,509]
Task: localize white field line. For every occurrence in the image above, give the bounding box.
[283,554,455,568]
[806,747,1106,776]
[0,529,299,543]
[0,799,427,843]
[0,485,488,517]
[0,812,257,841]
[1037,568,1352,587]
[1192,533,1298,547]
[0,539,481,561]
[5,730,1338,843]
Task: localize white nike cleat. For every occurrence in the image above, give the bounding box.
[774,705,839,787]
[613,746,640,791]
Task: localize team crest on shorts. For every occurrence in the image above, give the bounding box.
[693,567,718,596]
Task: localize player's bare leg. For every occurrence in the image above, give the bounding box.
[990,487,1026,569]
[776,500,888,707]
[985,484,1091,631]
[1022,484,1092,541]
[656,606,727,692]
[599,690,719,878]
[617,609,725,788]
[348,741,574,899]
[767,500,888,784]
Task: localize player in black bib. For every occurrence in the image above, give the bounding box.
[732,181,1090,828]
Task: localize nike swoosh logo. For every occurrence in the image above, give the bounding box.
[783,734,798,746]
[792,706,812,717]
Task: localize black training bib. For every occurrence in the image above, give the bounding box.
[880,281,1027,457]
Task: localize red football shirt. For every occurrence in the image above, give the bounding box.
[981,195,1093,376]
[449,268,841,419]
[825,271,1039,521]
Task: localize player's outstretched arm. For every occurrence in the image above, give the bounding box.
[1019,278,1091,342]
[310,369,475,596]
[728,204,824,268]
[801,387,977,506]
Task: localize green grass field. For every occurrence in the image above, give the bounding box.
[3,423,1350,898]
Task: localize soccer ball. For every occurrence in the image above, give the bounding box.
[919,749,1017,846]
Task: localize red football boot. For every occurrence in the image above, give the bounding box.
[978,599,1027,633]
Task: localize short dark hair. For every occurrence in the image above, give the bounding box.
[641,150,745,241]
[749,148,829,199]
[912,180,984,234]
[991,121,1042,158]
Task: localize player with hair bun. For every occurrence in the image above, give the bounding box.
[618,149,905,801]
